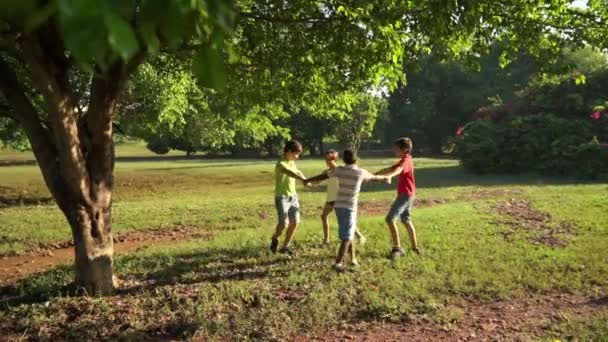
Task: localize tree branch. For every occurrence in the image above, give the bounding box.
[85,57,141,205]
[20,34,92,203]
[0,56,69,207]
[239,11,339,24]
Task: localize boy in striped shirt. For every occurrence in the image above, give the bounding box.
[307,150,389,272]
[319,149,366,244]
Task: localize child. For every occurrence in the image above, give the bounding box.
[375,137,419,259]
[271,140,307,255]
[318,150,366,244]
[307,150,389,272]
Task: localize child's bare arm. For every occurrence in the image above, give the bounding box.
[374,162,403,177]
[279,164,306,181]
[305,172,329,184]
[363,170,391,183]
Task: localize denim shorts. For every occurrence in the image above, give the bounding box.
[386,194,415,223]
[335,207,356,241]
[275,195,300,224]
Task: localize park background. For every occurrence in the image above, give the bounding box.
[1,0,608,341]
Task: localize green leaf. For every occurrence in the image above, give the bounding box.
[192,39,226,90]
[104,11,139,61]
[25,2,57,31]
[0,0,37,20]
[58,0,108,66]
[140,23,160,55]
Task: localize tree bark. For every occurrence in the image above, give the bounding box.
[68,201,114,295]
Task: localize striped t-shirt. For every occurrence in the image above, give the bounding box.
[328,165,375,210]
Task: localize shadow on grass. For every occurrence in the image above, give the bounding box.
[117,247,295,294]
[0,243,329,307]
[302,165,601,195]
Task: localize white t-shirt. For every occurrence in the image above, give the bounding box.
[328,165,375,210]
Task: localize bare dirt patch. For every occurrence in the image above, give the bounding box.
[355,188,524,216]
[0,195,54,208]
[0,225,212,286]
[458,188,524,201]
[305,293,608,342]
[492,199,575,247]
[352,198,448,216]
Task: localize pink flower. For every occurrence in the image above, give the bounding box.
[456,126,464,136]
[591,111,601,120]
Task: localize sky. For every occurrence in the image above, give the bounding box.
[571,0,588,8]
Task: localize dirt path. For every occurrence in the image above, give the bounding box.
[305,293,608,341]
[0,225,210,286]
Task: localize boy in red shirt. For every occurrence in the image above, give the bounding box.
[375,137,420,259]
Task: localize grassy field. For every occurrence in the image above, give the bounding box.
[0,151,607,340]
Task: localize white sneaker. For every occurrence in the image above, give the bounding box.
[333,263,346,273]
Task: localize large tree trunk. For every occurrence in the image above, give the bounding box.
[69,201,114,295]
[0,36,137,295]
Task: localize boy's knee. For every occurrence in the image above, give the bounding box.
[385,215,396,224]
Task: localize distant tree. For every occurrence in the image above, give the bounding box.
[386,49,539,154]
[334,93,385,153]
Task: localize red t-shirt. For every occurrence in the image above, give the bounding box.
[397,155,416,196]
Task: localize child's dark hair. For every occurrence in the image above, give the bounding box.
[394,137,413,154]
[325,149,338,161]
[342,149,357,165]
[283,140,302,154]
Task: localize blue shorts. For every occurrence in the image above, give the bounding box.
[386,194,415,223]
[275,195,300,225]
[335,207,356,241]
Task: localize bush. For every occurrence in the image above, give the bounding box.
[457,114,608,179]
[146,137,170,155]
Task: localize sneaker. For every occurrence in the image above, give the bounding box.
[270,237,279,253]
[412,247,421,255]
[279,246,295,255]
[333,263,346,273]
[390,247,406,260]
[350,259,360,267]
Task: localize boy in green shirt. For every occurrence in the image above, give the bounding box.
[271,141,307,255]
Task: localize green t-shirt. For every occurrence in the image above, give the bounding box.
[275,159,302,196]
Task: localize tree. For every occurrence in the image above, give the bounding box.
[1,0,597,295]
[334,92,384,153]
[0,0,236,295]
[386,49,539,153]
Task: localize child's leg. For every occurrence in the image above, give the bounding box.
[401,198,418,250]
[283,221,298,248]
[274,196,288,239]
[321,202,334,243]
[336,240,351,264]
[348,241,357,263]
[282,199,300,248]
[386,196,407,249]
[273,222,286,239]
[386,221,401,248]
[405,221,418,250]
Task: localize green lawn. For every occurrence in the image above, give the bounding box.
[0,155,607,340]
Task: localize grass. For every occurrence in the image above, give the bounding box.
[0,152,607,340]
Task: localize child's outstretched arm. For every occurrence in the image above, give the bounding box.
[363,170,390,184]
[374,161,404,177]
[279,163,306,181]
[305,171,329,184]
